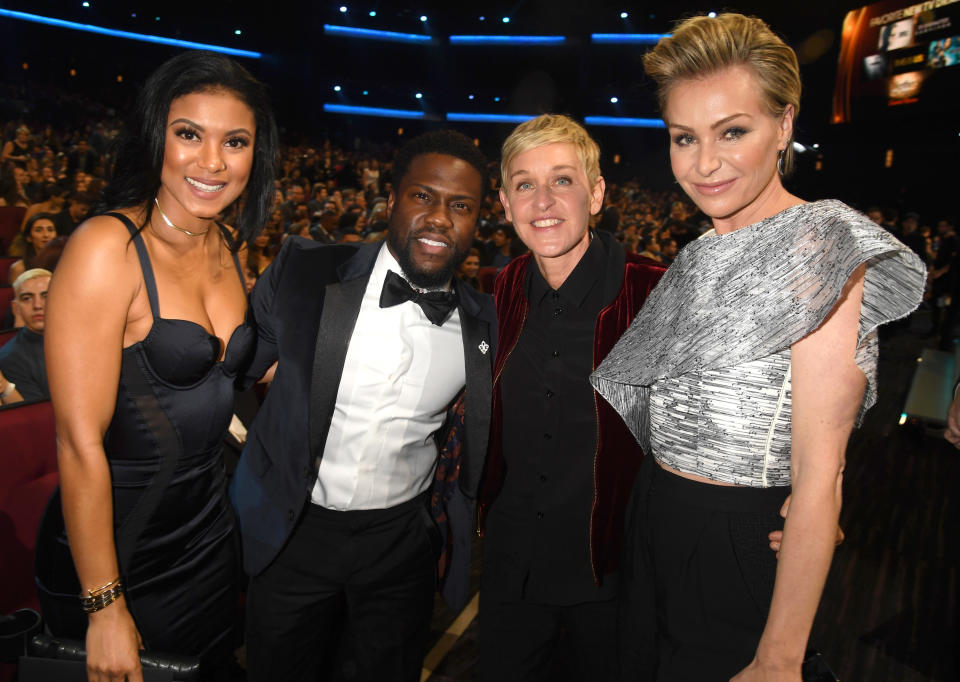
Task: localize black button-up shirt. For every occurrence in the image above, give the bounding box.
[487,234,618,604]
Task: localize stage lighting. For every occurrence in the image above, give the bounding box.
[502,17,510,23]
[363,90,369,95]
[620,12,628,18]
[82,2,90,7]
[334,85,342,92]
[494,96,501,102]
[340,6,347,13]
[369,11,376,16]
[610,96,618,103]
[420,15,427,22]
[708,11,717,17]
[234,29,242,35]
[468,94,475,100]
[415,92,423,99]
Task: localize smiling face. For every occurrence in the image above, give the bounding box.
[665,65,793,234]
[26,218,56,252]
[500,142,604,275]
[156,90,256,232]
[459,254,480,279]
[386,153,483,289]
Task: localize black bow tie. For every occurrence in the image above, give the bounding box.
[379,270,458,326]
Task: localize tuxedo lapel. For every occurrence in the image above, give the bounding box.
[457,291,494,496]
[307,245,380,459]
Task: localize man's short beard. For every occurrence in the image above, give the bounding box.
[388,230,467,289]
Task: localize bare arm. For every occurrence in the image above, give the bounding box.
[45,216,144,682]
[734,264,866,681]
[0,368,24,404]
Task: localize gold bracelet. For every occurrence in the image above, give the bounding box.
[80,578,124,614]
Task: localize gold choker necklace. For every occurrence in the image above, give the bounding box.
[153,198,210,237]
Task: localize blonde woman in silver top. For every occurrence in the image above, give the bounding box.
[591,13,925,682]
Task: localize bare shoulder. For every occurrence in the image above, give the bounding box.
[55,212,145,297]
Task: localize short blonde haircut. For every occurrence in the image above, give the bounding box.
[643,13,801,173]
[12,268,52,295]
[500,114,601,189]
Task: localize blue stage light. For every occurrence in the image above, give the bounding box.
[234,29,242,35]
[591,33,670,44]
[449,35,565,45]
[324,104,425,120]
[333,85,342,92]
[610,97,619,103]
[584,116,666,128]
[363,90,369,95]
[369,10,376,16]
[415,92,423,99]
[502,17,510,23]
[493,96,501,102]
[0,8,262,58]
[468,94,475,100]
[446,113,534,123]
[620,12,628,18]
[323,24,433,44]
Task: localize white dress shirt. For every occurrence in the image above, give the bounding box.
[312,244,466,510]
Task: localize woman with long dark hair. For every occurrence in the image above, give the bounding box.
[36,50,278,681]
[7,212,57,284]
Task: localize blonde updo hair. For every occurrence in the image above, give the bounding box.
[643,13,801,174]
[500,114,601,190]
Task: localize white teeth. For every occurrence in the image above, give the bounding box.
[532,218,562,228]
[419,237,448,247]
[186,177,226,192]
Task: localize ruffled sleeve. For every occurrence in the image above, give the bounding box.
[590,200,927,448]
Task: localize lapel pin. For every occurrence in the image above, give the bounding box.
[478,341,489,355]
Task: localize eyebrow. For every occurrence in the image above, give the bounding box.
[169,117,253,137]
[509,163,578,180]
[667,113,750,131]
[411,183,477,201]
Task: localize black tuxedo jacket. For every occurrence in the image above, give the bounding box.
[231,237,496,579]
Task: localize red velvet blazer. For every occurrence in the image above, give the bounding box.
[478,237,666,585]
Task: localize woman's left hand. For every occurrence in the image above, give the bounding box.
[730,658,802,682]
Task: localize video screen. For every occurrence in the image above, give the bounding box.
[833,0,960,122]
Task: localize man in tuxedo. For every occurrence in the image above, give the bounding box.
[232,130,496,682]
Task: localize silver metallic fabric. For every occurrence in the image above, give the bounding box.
[590,200,927,487]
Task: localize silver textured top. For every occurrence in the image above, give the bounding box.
[590,200,927,487]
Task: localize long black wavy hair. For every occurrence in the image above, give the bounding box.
[100,50,278,250]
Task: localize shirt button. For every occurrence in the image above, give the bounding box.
[543,433,552,440]
[551,291,560,299]
[540,474,547,483]
[537,511,544,520]
[545,390,554,398]
[553,307,564,317]
[552,350,560,358]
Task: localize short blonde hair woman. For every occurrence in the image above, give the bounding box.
[591,13,926,681]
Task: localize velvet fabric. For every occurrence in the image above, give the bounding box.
[479,235,665,583]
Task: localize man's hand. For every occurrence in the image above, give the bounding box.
[768,495,844,557]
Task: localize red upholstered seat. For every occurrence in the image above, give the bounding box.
[0,400,58,617]
[0,289,12,328]
[0,258,16,285]
[0,207,25,255]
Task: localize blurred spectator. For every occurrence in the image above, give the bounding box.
[491,225,516,269]
[457,247,484,292]
[7,212,57,283]
[53,191,94,235]
[1,125,33,167]
[0,268,52,403]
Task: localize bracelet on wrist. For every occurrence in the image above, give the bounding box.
[80,577,124,614]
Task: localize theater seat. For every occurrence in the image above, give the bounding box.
[0,258,15,285]
[0,400,58,617]
[0,208,25,255]
[0,289,12,329]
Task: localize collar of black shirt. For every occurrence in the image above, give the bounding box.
[526,230,607,309]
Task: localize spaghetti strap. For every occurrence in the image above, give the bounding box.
[216,222,247,294]
[105,212,160,321]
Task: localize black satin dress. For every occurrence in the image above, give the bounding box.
[35,213,254,676]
